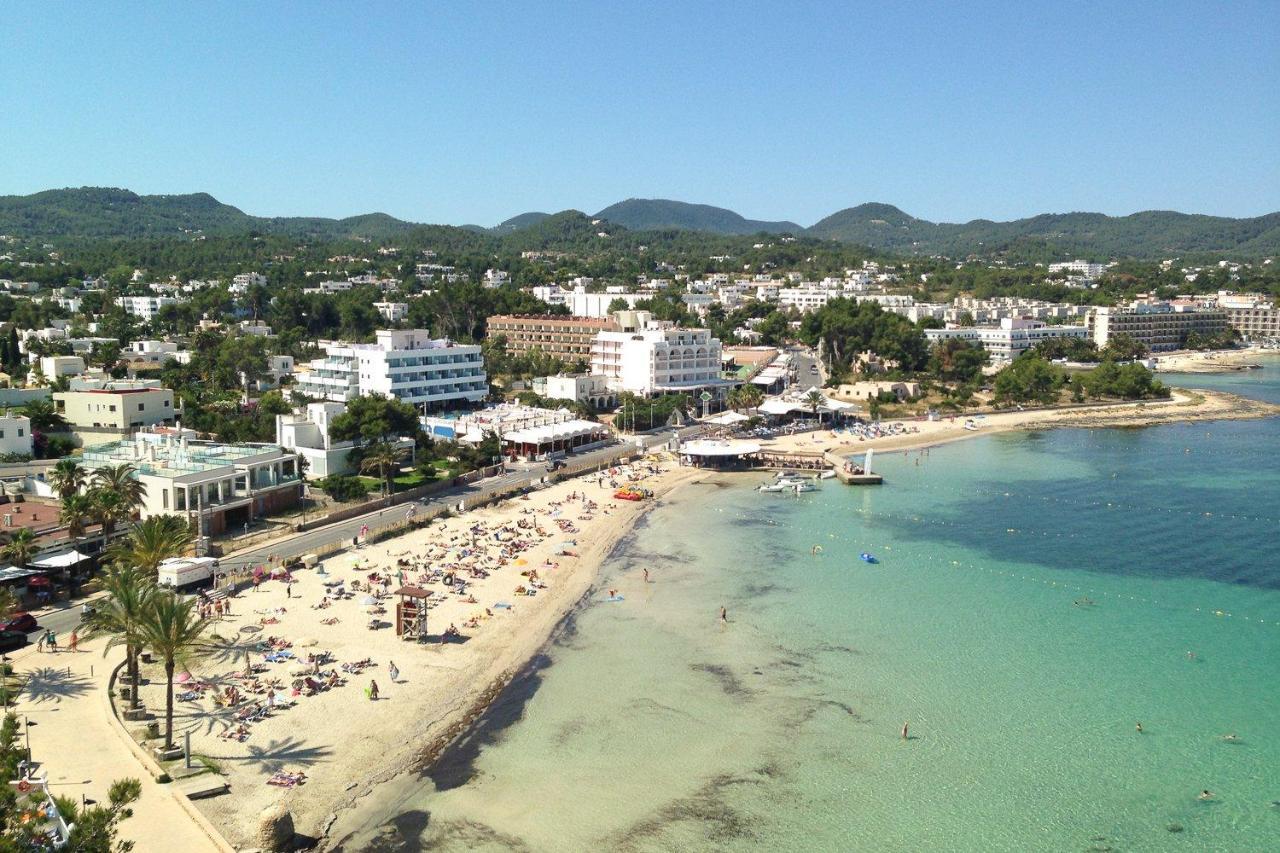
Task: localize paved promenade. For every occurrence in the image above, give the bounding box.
[8,637,219,852]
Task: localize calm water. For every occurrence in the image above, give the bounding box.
[340,360,1280,853]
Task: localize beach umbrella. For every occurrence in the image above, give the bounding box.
[514,558,528,566]
[361,595,377,606]
[176,671,194,684]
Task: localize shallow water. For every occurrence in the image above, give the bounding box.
[339,361,1280,853]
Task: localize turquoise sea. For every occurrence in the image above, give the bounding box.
[338,361,1280,853]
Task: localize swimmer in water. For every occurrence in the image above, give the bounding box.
[1135,722,1144,733]
[900,721,909,740]
[1198,790,1215,801]
[719,606,727,623]
[1186,651,1197,660]
[1221,733,1240,742]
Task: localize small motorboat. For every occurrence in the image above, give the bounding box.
[818,470,836,480]
[859,552,878,564]
[758,482,789,493]
[790,481,816,493]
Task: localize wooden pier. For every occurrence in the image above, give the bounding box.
[825,450,883,485]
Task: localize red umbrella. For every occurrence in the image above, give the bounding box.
[27,576,51,588]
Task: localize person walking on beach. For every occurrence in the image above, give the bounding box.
[368,679,380,701]
[46,630,57,654]
[36,632,45,653]
[388,661,400,683]
[719,606,728,623]
[69,630,78,653]
[643,568,650,583]
[286,580,292,599]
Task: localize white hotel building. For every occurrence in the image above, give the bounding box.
[591,323,727,397]
[296,329,487,411]
[924,318,1089,362]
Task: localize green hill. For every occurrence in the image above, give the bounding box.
[594,198,802,235]
[808,204,1280,260]
[0,187,419,241]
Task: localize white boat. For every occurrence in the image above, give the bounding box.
[963,419,980,431]
[818,470,836,480]
[789,481,817,493]
[758,481,790,492]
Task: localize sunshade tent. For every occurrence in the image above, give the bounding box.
[29,550,90,569]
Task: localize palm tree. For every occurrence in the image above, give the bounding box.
[60,493,95,539]
[738,384,764,412]
[48,458,87,500]
[88,487,131,542]
[804,389,826,423]
[359,442,406,498]
[137,590,210,749]
[83,565,156,711]
[106,515,194,574]
[726,387,743,412]
[1,528,38,567]
[91,464,147,514]
[21,398,69,433]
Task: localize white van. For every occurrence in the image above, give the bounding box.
[156,557,220,590]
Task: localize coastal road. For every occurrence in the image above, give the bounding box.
[791,348,823,390]
[215,427,700,575]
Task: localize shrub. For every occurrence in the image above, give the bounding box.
[316,475,370,502]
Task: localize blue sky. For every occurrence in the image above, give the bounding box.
[3,1,1277,226]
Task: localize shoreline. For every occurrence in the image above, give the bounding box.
[318,472,699,850]
[756,387,1280,461]
[1151,345,1278,373]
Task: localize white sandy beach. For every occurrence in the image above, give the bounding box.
[131,458,705,848]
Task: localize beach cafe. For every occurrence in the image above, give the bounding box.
[758,392,859,424]
[678,438,763,469]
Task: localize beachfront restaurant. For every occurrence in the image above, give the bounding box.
[758,393,858,424]
[500,419,610,461]
[678,438,763,469]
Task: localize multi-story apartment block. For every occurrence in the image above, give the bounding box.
[114,295,180,321]
[296,329,487,410]
[1087,302,1230,351]
[778,286,835,313]
[53,379,176,445]
[486,315,619,362]
[591,323,725,397]
[1217,292,1280,341]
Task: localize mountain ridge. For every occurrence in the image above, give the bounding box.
[1,187,1276,259]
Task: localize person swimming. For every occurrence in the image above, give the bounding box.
[1135,722,1144,733]
[1221,733,1240,742]
[1198,790,1215,801]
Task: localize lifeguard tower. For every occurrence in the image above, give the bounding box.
[394,586,431,641]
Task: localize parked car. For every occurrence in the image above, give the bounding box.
[0,631,28,653]
[1,613,39,634]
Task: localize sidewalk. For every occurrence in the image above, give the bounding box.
[10,638,219,852]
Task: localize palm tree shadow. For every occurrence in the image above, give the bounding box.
[206,736,334,774]
[22,667,93,704]
[196,635,270,668]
